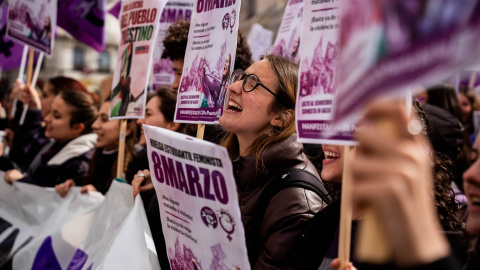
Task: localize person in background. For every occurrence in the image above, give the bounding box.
[8,77,92,172]
[459,86,480,143]
[55,99,137,195]
[4,90,97,187]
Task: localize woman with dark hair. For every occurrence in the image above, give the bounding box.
[55,99,138,195]
[4,90,97,187]
[218,54,327,268]
[8,77,91,172]
[426,84,463,122]
[459,86,480,139]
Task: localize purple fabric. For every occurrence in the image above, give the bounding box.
[66,248,88,269]
[108,1,120,19]
[0,3,28,70]
[57,0,105,52]
[32,237,62,270]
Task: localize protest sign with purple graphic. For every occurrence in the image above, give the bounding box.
[271,0,303,63]
[57,0,105,52]
[334,0,480,124]
[6,0,56,55]
[296,0,356,145]
[0,2,28,70]
[110,0,167,119]
[174,0,240,124]
[144,125,250,270]
[152,0,194,90]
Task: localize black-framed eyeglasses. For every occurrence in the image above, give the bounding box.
[229,69,277,97]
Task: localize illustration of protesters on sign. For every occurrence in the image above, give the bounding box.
[6,0,57,55]
[200,53,231,108]
[26,12,52,47]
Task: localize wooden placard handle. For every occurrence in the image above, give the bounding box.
[116,120,128,179]
[196,123,205,139]
[338,145,355,269]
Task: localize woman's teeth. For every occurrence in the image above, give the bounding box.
[324,150,340,160]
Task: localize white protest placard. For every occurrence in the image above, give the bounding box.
[271,0,303,62]
[247,23,273,62]
[6,0,56,56]
[110,0,167,119]
[296,0,357,145]
[174,0,241,124]
[144,125,250,269]
[151,0,194,90]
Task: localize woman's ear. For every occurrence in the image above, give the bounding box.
[166,122,181,132]
[72,123,85,135]
[271,110,293,127]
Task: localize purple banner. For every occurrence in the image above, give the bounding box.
[335,0,480,123]
[0,3,26,70]
[57,0,105,52]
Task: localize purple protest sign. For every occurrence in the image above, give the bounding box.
[56,0,105,52]
[151,0,194,90]
[0,2,27,70]
[174,0,240,124]
[109,0,167,119]
[334,0,480,124]
[271,0,303,63]
[296,0,357,145]
[6,0,57,56]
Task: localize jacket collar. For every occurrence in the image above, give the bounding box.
[233,134,309,192]
[47,133,97,166]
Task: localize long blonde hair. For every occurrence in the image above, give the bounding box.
[221,54,298,172]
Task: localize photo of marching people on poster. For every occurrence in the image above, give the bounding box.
[110,0,167,119]
[144,125,250,269]
[271,0,303,63]
[174,0,240,124]
[334,0,480,123]
[6,0,56,55]
[152,0,194,90]
[296,0,356,144]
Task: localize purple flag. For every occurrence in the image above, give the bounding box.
[57,0,106,52]
[108,1,120,19]
[0,3,27,70]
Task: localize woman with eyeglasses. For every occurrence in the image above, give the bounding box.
[218,54,328,269]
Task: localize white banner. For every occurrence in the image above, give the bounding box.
[0,175,159,270]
